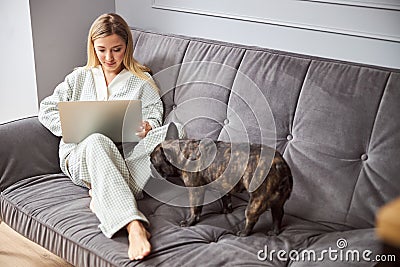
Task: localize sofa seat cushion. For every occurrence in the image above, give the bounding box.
[1,174,381,266]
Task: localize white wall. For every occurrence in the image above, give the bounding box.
[0,0,38,124]
[0,1,115,124]
[116,0,400,69]
[30,0,116,102]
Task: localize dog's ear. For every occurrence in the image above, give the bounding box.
[165,122,179,140]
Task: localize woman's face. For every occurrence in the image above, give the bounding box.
[93,34,126,74]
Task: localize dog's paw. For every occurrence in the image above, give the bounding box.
[267,229,279,236]
[236,230,249,237]
[222,205,233,214]
[180,220,189,227]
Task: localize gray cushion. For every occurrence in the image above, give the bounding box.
[132,30,190,121]
[170,40,246,140]
[0,117,60,191]
[285,62,397,228]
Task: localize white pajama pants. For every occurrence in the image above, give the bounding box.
[63,124,185,238]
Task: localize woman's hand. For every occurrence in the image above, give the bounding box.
[136,121,152,139]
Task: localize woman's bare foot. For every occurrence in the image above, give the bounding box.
[126,220,151,260]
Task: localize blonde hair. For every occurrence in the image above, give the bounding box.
[85,13,154,86]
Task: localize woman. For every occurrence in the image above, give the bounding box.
[38,13,182,261]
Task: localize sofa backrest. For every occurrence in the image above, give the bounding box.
[131,28,400,229]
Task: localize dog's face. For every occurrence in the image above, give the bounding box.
[150,141,181,178]
[150,139,219,180]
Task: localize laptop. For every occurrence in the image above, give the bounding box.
[58,100,142,143]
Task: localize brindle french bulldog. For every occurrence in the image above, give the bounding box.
[150,123,293,236]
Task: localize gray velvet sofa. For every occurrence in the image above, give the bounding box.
[1,27,399,267]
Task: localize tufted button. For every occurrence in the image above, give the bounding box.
[224,119,229,125]
[361,154,368,161]
[172,104,177,110]
[286,134,293,141]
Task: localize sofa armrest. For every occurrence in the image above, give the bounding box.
[0,116,61,192]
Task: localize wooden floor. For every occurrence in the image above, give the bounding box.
[0,222,73,267]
